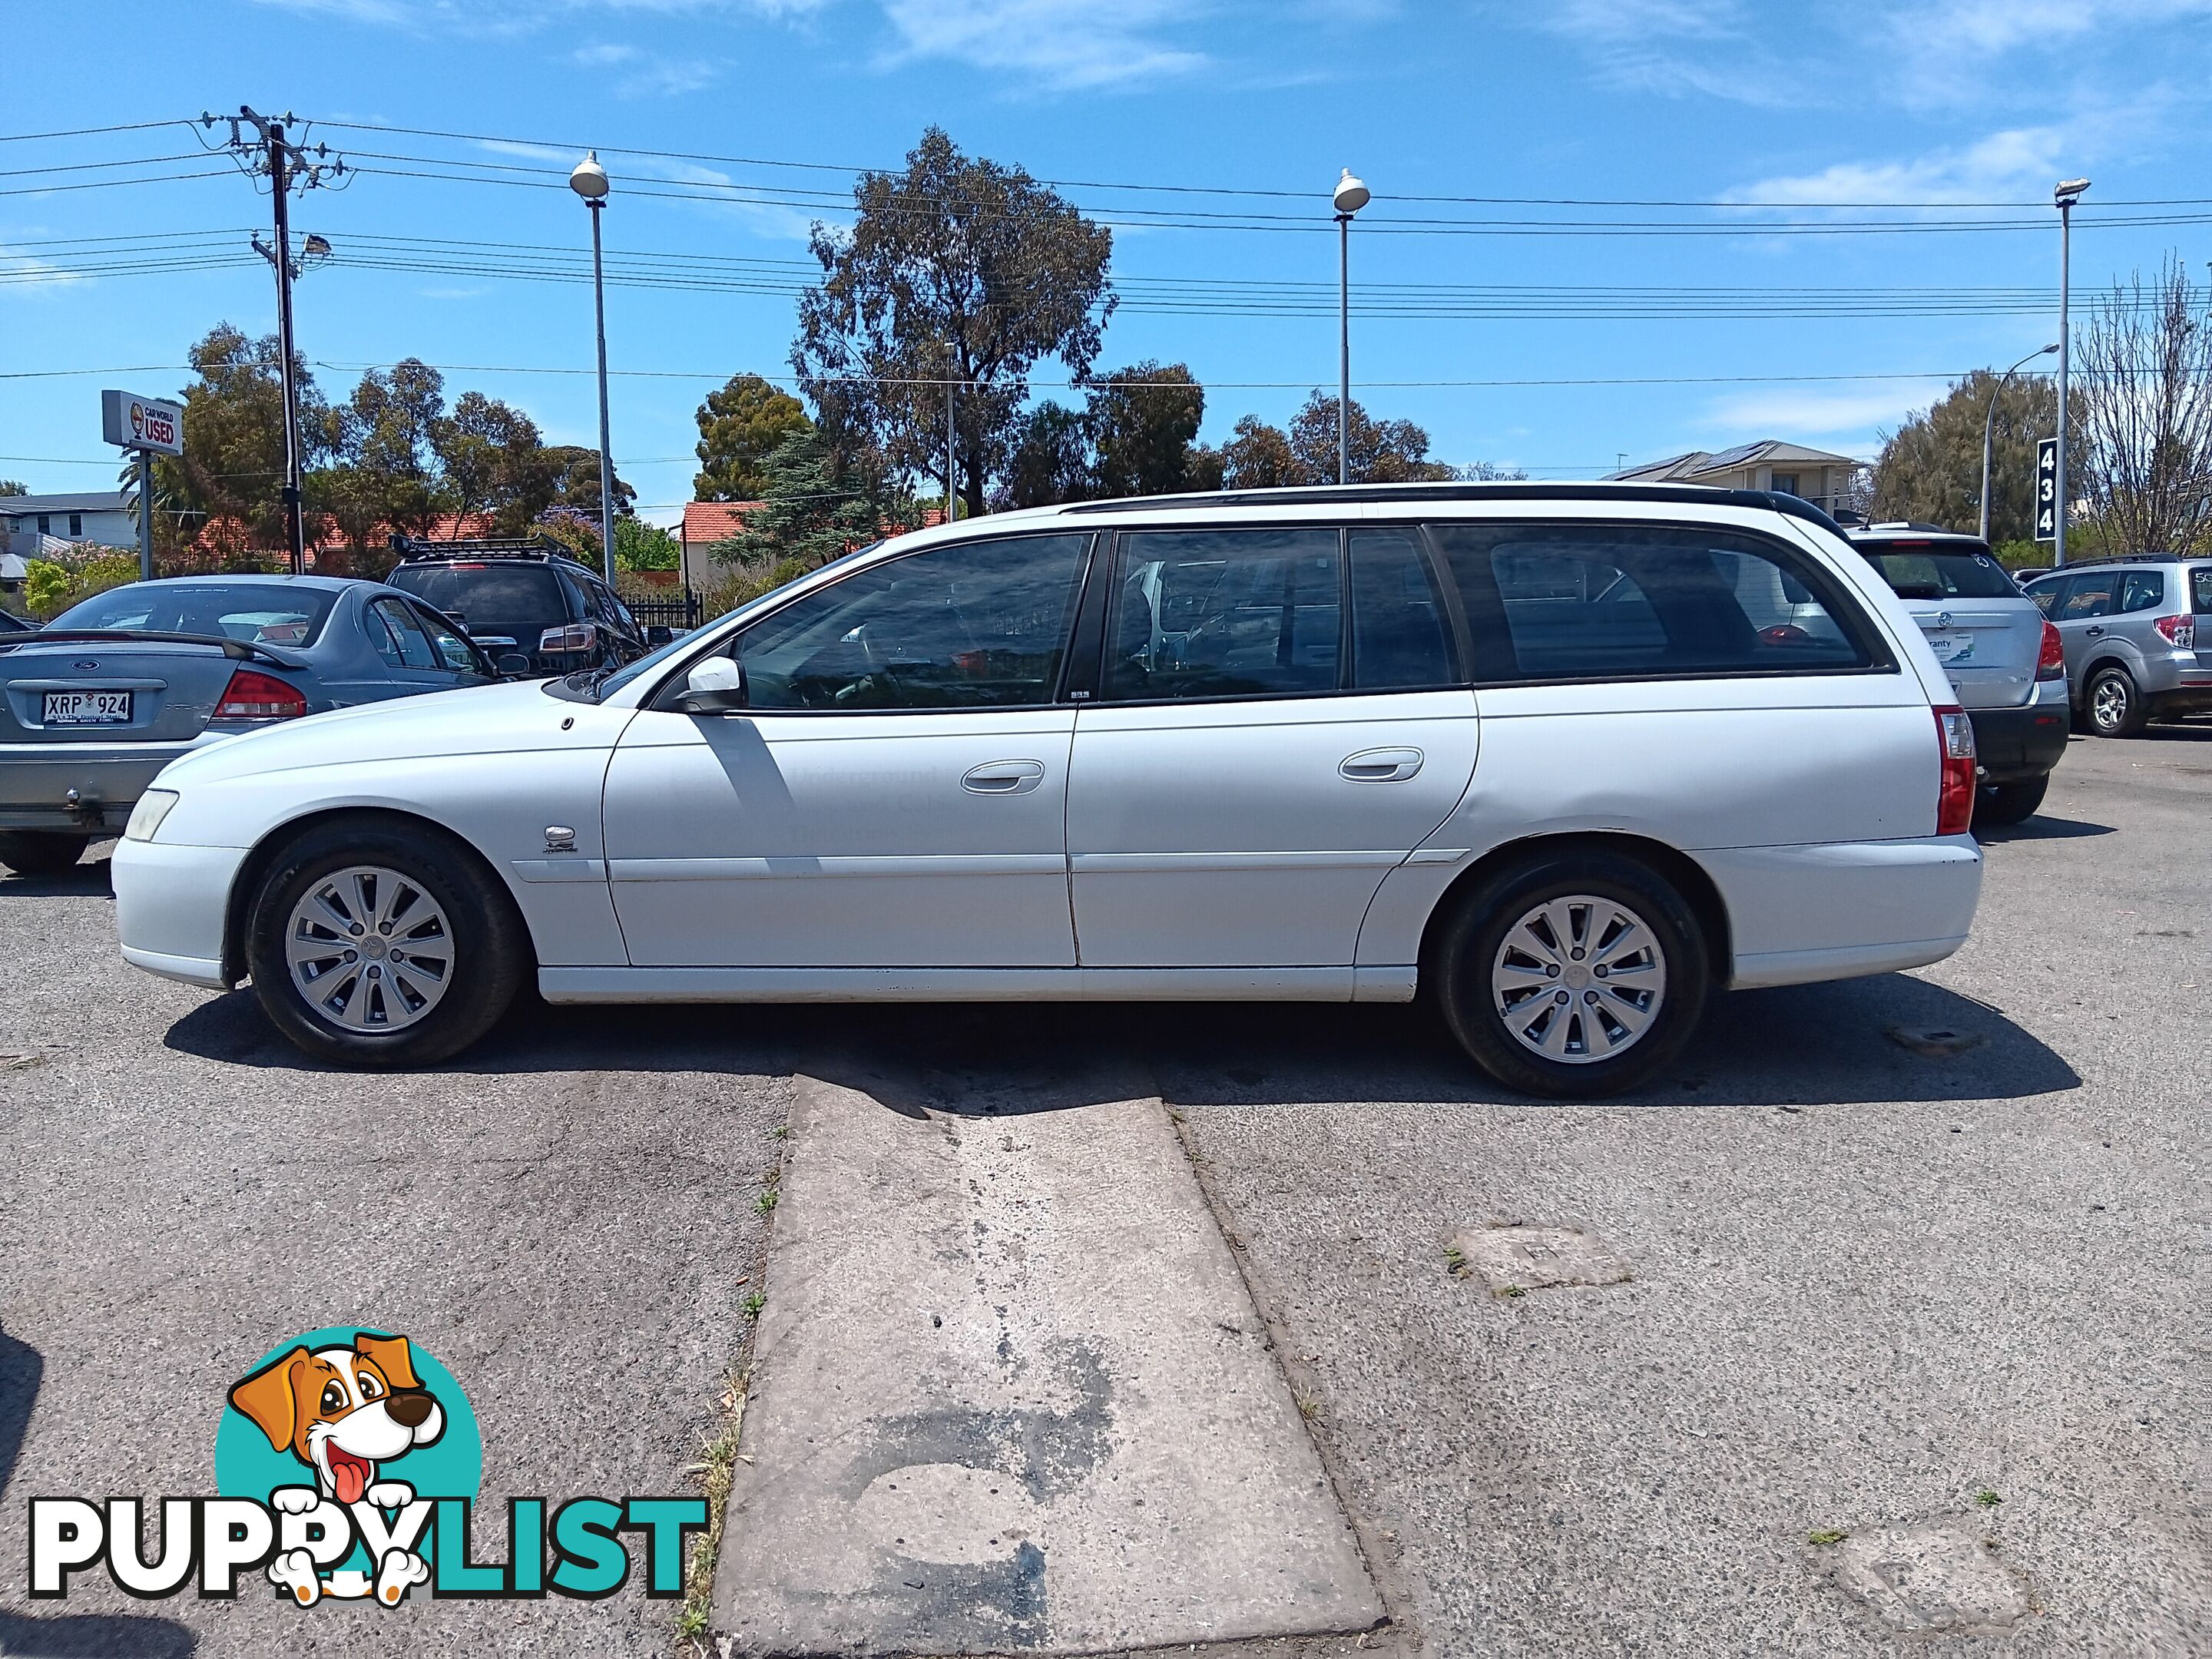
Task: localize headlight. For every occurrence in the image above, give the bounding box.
[124,789,180,843]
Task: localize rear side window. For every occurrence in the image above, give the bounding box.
[1350,528,1455,689]
[1856,546,2020,600]
[368,598,441,669]
[2118,571,2165,614]
[1434,523,1877,684]
[388,565,567,624]
[1108,528,1341,700]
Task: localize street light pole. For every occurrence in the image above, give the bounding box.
[1980,343,2058,544]
[571,152,616,584]
[2053,178,2089,568]
[1332,170,1369,486]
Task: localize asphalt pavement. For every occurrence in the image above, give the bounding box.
[0,726,2206,1656]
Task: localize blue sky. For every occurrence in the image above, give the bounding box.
[5,0,2210,522]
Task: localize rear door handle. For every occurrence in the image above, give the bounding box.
[2084,625,2104,637]
[1339,747,1424,783]
[962,760,1047,795]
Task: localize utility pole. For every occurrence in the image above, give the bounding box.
[946,357,957,525]
[205,109,344,575]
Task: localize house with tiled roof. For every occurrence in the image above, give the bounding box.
[1606,441,1861,518]
[679,499,952,589]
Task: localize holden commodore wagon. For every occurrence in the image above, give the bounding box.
[111,483,1983,1098]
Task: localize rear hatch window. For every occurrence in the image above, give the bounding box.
[49,582,338,646]
[1854,545,2020,601]
[387,565,569,633]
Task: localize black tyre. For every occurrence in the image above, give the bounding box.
[244,820,528,1068]
[0,830,88,875]
[1431,849,1711,1099]
[1975,774,2049,827]
[2086,664,2147,737]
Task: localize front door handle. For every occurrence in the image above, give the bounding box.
[1339,747,1425,783]
[962,760,1047,795]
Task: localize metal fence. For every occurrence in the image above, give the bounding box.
[624,591,704,634]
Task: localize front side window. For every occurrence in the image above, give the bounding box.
[2025,578,2065,616]
[1107,528,1341,700]
[2118,570,2166,614]
[2056,573,2116,620]
[734,533,1089,710]
[1434,522,1876,684]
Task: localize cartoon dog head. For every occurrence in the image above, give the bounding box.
[229,1333,445,1505]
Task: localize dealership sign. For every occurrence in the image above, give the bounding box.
[102,389,184,456]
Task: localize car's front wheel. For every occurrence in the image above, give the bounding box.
[244,820,528,1068]
[0,830,86,876]
[1431,848,1710,1099]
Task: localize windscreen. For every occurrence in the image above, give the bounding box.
[51,583,338,645]
[1855,546,2019,600]
[387,565,566,624]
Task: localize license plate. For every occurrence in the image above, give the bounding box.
[1926,631,1975,664]
[43,690,132,726]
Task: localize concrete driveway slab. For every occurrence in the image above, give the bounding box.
[712,1071,1382,1655]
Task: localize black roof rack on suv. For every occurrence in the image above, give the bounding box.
[1055,481,1848,536]
[389,532,582,565]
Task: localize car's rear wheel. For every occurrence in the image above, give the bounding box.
[245,820,527,1068]
[2087,664,2147,737]
[1975,774,2049,826]
[1432,848,1710,1099]
[0,830,87,876]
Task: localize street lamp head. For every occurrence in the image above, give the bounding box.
[1332,168,1370,217]
[2054,177,2090,206]
[570,151,611,202]
[2039,342,2058,354]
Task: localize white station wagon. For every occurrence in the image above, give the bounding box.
[113,484,1984,1098]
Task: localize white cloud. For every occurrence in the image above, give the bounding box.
[1702,382,1953,443]
[1731,127,2065,206]
[572,41,641,64]
[876,0,1210,88]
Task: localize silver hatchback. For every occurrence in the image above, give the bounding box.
[2020,559,2212,737]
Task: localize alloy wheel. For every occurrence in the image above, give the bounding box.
[2092,672,2131,733]
[284,865,456,1033]
[1490,894,1668,1065]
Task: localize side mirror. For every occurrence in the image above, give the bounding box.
[644,625,675,647]
[674,654,747,714]
[495,651,534,678]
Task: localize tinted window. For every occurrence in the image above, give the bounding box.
[2024,578,2065,616]
[1351,529,1455,689]
[2055,573,2116,620]
[736,534,1088,710]
[53,582,337,646]
[1108,528,1340,700]
[387,565,568,625]
[2192,568,2212,616]
[2118,570,2165,614]
[1856,545,2020,600]
[1435,524,1873,683]
[410,604,484,673]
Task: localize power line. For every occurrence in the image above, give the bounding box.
[0,118,196,144]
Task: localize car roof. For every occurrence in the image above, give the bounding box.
[392,551,598,576]
[132,572,370,593]
[1035,479,1845,531]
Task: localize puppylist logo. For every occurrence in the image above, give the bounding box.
[28,1326,707,1608]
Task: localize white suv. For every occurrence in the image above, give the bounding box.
[113,484,1982,1098]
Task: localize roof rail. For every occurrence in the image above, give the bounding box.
[1055,480,1847,535]
[389,531,575,563]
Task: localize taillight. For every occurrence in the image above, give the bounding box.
[539,623,599,654]
[2037,619,2066,680]
[2153,613,2196,648]
[1935,706,1977,836]
[213,667,308,721]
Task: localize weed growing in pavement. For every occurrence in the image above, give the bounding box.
[1807,1529,1848,1546]
[1443,1245,1468,1277]
[755,1187,779,1214]
[743,1290,766,1321]
[771,1125,789,1140]
[1495,1285,1526,1300]
[1975,1489,2003,1507]
[1294,1393,1321,1421]
[675,1371,748,1651]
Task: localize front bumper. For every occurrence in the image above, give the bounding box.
[112,837,250,990]
[1968,692,2070,781]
